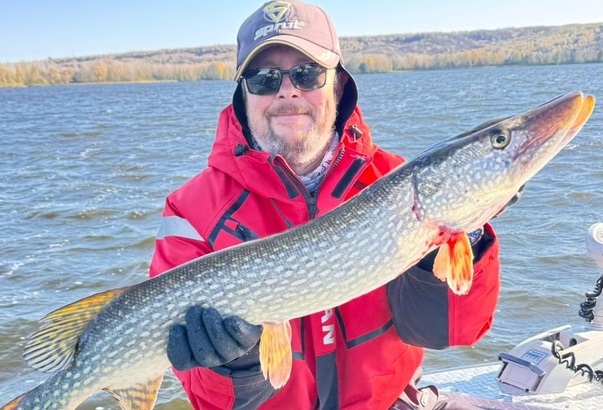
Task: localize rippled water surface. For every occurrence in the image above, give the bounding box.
[1,64,602,407]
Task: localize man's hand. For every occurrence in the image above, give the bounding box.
[167,306,262,372]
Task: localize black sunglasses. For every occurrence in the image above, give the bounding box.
[240,63,329,95]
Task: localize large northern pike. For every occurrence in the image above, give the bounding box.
[1,91,595,409]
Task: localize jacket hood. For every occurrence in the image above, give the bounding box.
[207,104,379,200]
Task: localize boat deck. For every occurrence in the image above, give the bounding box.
[420,362,603,409]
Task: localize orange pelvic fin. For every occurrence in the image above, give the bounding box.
[104,373,164,410]
[0,393,25,410]
[259,321,293,389]
[433,231,474,295]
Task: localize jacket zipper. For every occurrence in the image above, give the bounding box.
[274,158,318,219]
[319,147,345,190]
[274,147,346,220]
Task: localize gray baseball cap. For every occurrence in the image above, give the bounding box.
[235,0,344,79]
[232,1,358,137]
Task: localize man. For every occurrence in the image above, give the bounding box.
[149,1,501,409]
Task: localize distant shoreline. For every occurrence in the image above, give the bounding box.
[0,79,179,88]
[2,22,601,88]
[3,61,602,90]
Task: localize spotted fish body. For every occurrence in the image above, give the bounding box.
[1,91,595,409]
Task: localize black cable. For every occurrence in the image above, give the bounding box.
[550,274,603,386]
[578,274,603,322]
[551,340,603,384]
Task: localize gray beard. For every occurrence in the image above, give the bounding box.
[252,124,334,166]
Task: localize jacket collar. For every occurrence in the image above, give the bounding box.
[207,104,377,200]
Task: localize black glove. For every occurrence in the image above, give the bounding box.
[167,306,262,372]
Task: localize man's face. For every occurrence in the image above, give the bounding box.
[243,45,339,175]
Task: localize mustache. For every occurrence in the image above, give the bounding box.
[267,103,313,116]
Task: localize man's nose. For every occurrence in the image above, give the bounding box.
[277,73,299,98]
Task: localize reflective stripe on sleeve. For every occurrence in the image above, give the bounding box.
[156,216,204,242]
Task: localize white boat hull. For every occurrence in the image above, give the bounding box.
[421,362,603,409]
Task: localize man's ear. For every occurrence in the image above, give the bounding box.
[335,69,349,103]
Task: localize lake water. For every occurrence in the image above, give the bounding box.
[0,64,602,408]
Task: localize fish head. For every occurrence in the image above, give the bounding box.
[412,91,595,232]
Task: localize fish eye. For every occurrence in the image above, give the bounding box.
[491,130,510,148]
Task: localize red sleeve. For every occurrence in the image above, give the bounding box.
[149,196,213,278]
[173,368,236,410]
[174,367,277,409]
[387,224,501,349]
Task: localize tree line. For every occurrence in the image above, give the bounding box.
[0,60,234,87]
[1,22,601,87]
[344,47,603,74]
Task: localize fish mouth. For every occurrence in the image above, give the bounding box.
[565,93,596,141]
[515,91,595,164]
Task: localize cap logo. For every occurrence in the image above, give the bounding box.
[263,1,291,23]
[254,1,304,41]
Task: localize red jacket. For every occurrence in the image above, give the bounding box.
[150,105,500,409]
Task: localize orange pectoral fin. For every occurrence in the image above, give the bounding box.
[433,232,474,295]
[432,241,451,283]
[259,321,292,389]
